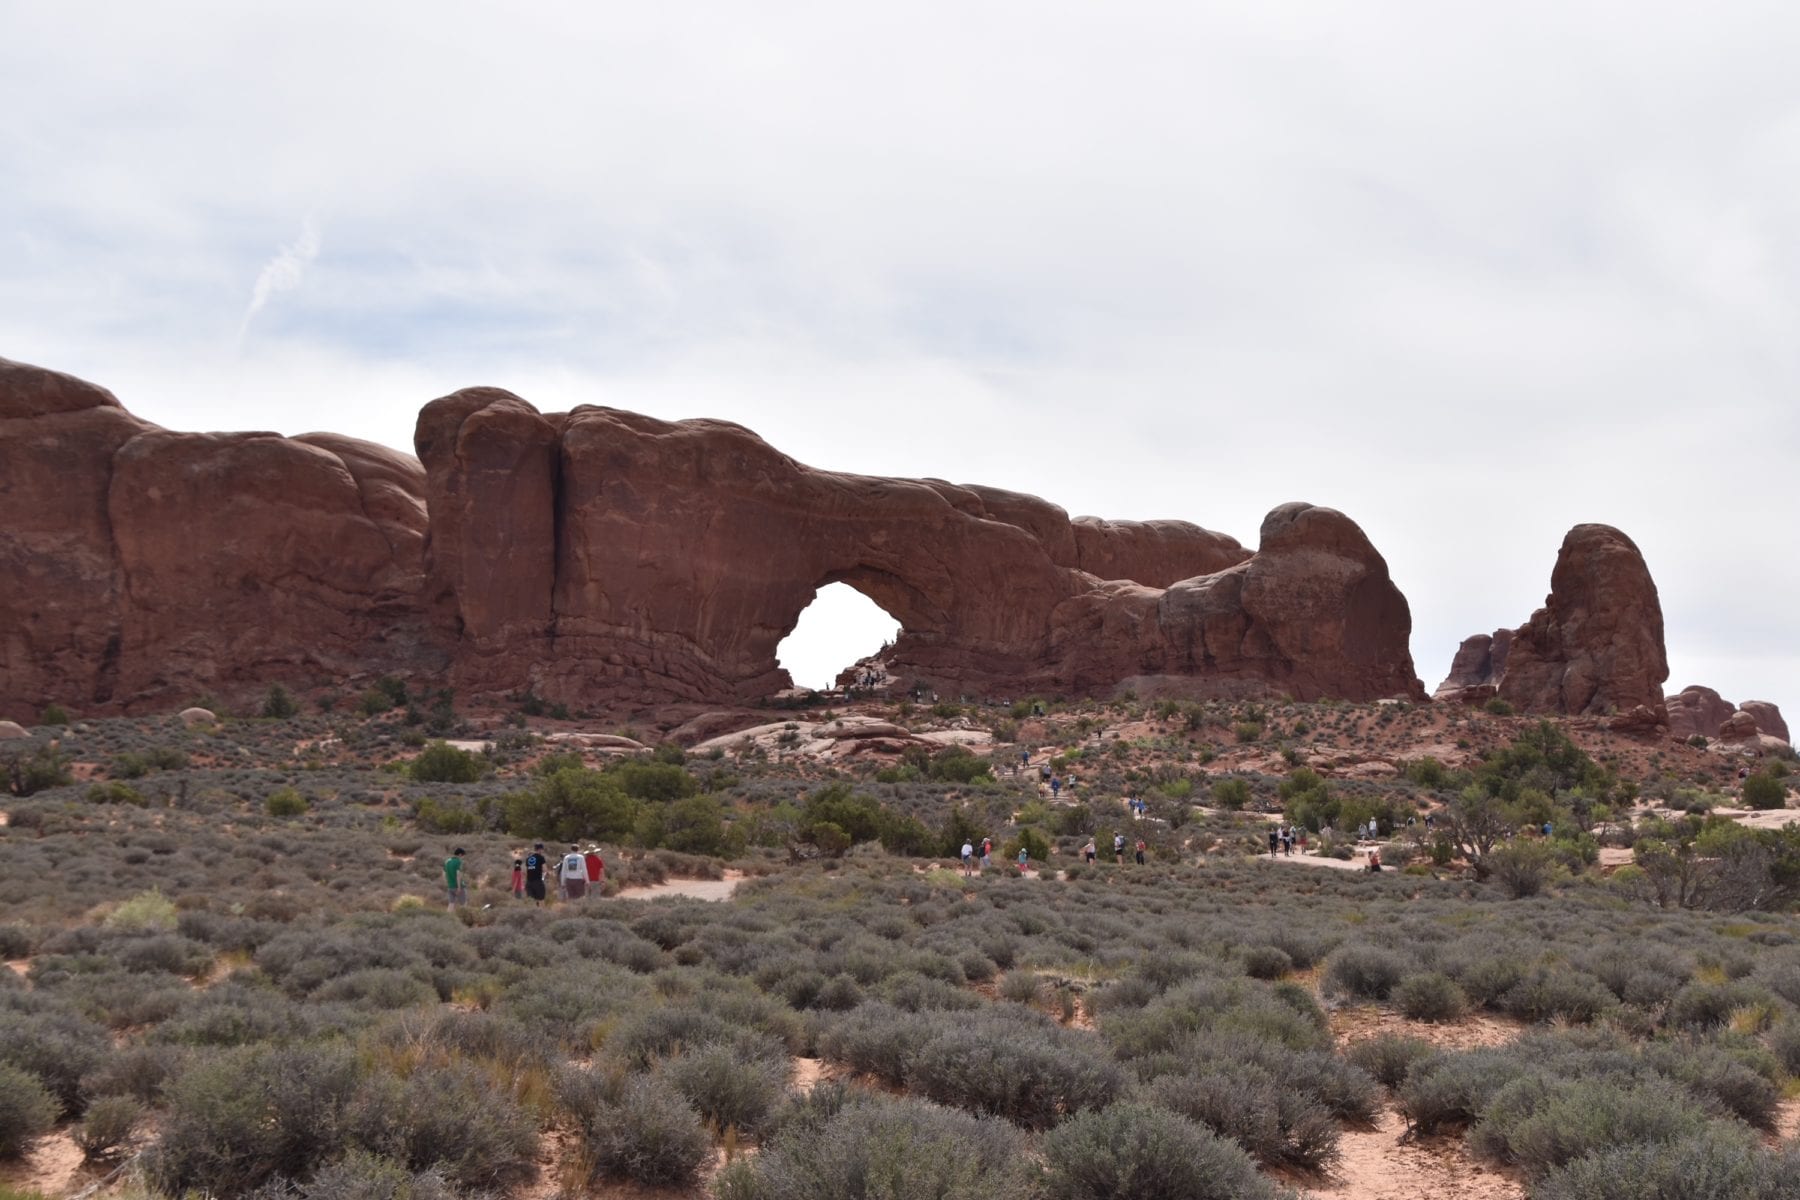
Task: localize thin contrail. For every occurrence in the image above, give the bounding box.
[238,218,321,340]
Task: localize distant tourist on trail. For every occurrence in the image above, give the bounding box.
[1017,845,1030,871]
[1050,776,1062,798]
[444,847,467,910]
[510,857,524,900]
[561,844,588,900]
[981,837,992,869]
[961,840,975,876]
[1134,838,1146,865]
[1366,846,1382,873]
[524,843,549,906]
[1268,829,1279,857]
[1083,838,1097,864]
[584,846,605,891]
[1113,831,1125,863]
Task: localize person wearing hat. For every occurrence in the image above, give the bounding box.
[444,847,467,910]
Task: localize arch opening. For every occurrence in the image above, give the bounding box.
[776,582,902,691]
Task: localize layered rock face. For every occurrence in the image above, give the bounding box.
[418,392,1424,706]
[1436,524,1669,719]
[0,358,438,718]
[1,358,1427,718]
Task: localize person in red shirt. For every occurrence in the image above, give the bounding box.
[584,846,604,892]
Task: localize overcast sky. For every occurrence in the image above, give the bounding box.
[4,1,1795,709]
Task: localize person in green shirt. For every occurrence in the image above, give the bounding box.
[445,847,467,910]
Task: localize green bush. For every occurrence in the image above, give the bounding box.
[1143,1069,1340,1170]
[73,1095,142,1161]
[1040,1102,1284,1200]
[1210,778,1251,810]
[1742,772,1786,811]
[904,1013,1124,1129]
[501,767,639,842]
[0,1064,56,1159]
[657,1040,787,1134]
[1484,697,1515,716]
[105,889,180,934]
[1393,972,1468,1022]
[86,781,146,806]
[1347,1035,1438,1089]
[1323,944,1409,1001]
[1468,1077,1717,1178]
[1534,1136,1800,1200]
[266,787,309,818]
[1487,840,1556,898]
[1240,945,1293,980]
[718,1093,1034,1200]
[261,685,300,719]
[40,704,70,726]
[350,1063,538,1190]
[408,742,484,784]
[567,1074,710,1189]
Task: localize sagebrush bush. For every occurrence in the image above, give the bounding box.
[1323,944,1408,1001]
[569,1073,710,1189]
[74,1094,143,1160]
[657,1040,787,1134]
[1040,1102,1284,1200]
[1347,1035,1439,1089]
[904,1010,1125,1129]
[0,1063,56,1159]
[1469,1075,1720,1177]
[1142,1067,1340,1170]
[350,1063,538,1190]
[717,1094,1034,1200]
[1533,1136,1800,1200]
[1240,944,1293,980]
[1393,972,1468,1022]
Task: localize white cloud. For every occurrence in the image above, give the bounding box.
[240,218,321,339]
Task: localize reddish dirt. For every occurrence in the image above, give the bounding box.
[613,870,745,902]
[1300,1107,1524,1200]
[0,1130,90,1198]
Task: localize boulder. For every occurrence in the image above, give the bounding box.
[1740,701,1789,744]
[178,707,215,727]
[1666,686,1737,741]
[0,720,28,739]
[1719,710,1761,741]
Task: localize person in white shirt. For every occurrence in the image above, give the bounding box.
[560,844,589,900]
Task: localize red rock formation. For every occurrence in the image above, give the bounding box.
[1665,686,1738,741]
[1433,628,1512,702]
[1,359,1426,719]
[1436,525,1669,720]
[0,357,435,718]
[1740,701,1789,744]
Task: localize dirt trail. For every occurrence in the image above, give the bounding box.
[0,1130,87,1198]
[613,870,744,902]
[1303,1108,1523,1200]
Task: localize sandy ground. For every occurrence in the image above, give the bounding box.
[613,870,744,902]
[1301,1107,1524,1200]
[0,1131,89,1198]
[5,959,28,977]
[1266,849,1381,872]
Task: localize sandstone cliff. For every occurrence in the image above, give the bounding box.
[1,358,1426,719]
[1435,524,1669,720]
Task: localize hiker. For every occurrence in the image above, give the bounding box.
[1017,845,1030,871]
[1268,829,1278,857]
[1366,846,1382,873]
[1134,838,1146,865]
[980,837,993,870]
[1113,831,1125,863]
[444,847,467,910]
[1050,776,1062,799]
[1367,817,1379,840]
[509,857,524,900]
[524,843,549,906]
[1083,838,1097,864]
[584,846,605,892]
[561,844,589,900]
[961,840,975,876]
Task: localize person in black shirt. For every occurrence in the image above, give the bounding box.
[524,842,549,906]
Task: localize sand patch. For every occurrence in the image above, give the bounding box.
[5,960,27,977]
[792,1057,827,1093]
[0,1129,88,1198]
[614,870,744,902]
[1303,1107,1522,1200]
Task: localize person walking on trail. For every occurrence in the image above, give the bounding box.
[1113,831,1125,863]
[1268,829,1279,857]
[1366,846,1383,873]
[509,857,524,900]
[1083,838,1097,864]
[1017,845,1030,871]
[1134,838,1147,866]
[444,848,467,910]
[524,843,549,906]
[561,844,589,901]
[980,837,992,870]
[1050,776,1062,799]
[584,846,605,893]
[961,840,975,876]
